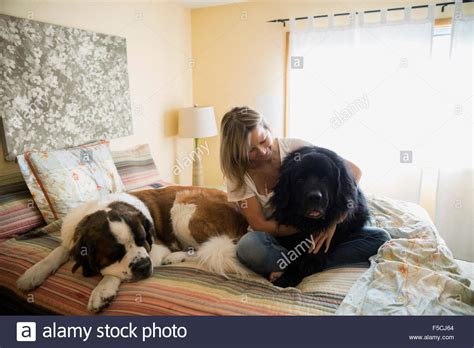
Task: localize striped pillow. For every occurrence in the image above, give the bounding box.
[111,144,162,191]
[0,173,45,238]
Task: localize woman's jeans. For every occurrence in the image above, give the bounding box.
[236,226,391,277]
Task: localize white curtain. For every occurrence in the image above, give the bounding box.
[435,0,473,262]
[287,2,473,260]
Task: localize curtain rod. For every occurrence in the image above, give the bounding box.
[268,0,473,27]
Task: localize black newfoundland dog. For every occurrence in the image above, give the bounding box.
[270,146,370,287]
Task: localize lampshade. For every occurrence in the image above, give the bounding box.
[178,106,217,138]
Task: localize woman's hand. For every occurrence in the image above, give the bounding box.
[308,223,337,254]
[308,212,349,254]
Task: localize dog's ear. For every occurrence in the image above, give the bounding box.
[142,216,156,252]
[313,146,356,203]
[333,157,357,209]
[72,238,99,277]
[123,211,156,252]
[271,159,295,222]
[71,212,101,277]
[271,147,313,215]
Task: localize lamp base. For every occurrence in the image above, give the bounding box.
[192,138,204,186]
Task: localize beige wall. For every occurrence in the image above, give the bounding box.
[191,0,450,186]
[0,0,194,183]
[0,0,454,186]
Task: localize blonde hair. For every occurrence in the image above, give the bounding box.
[220,106,270,192]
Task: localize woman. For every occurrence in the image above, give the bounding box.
[220,106,390,283]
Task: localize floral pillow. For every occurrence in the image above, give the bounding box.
[17,140,125,223]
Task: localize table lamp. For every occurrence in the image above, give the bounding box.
[178,105,217,186]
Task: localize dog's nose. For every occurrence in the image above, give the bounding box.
[131,258,152,277]
[307,191,323,202]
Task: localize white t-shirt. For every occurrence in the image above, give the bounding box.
[225,137,312,219]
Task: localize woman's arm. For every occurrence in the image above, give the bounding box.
[345,159,362,183]
[237,196,296,237]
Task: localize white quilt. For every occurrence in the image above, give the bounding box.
[336,196,474,315]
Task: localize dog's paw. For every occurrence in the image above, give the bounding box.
[272,274,301,288]
[272,276,291,288]
[88,290,116,313]
[87,277,121,313]
[17,266,46,291]
[162,251,187,265]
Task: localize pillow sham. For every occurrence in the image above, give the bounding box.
[17,140,125,222]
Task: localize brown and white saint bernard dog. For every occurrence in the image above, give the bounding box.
[17,186,249,312]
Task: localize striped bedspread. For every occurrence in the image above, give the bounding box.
[2,191,449,315]
[0,223,365,315]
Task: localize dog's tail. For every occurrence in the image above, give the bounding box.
[196,235,250,279]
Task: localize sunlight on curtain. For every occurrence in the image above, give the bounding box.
[435,0,473,261]
[287,2,472,260]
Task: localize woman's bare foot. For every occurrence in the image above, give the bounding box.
[268,271,283,282]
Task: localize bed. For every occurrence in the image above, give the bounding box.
[1,188,472,315]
